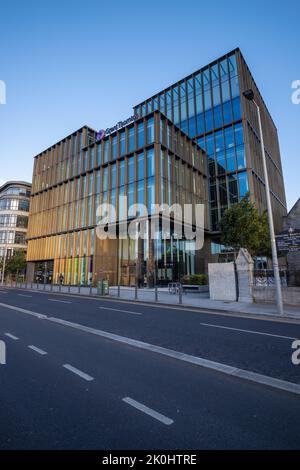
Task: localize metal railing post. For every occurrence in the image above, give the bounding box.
[135,285,138,300]
[155,286,158,302]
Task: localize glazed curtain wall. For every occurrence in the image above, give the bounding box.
[134,52,246,231]
[27,228,95,285]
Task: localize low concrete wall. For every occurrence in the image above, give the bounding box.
[208,262,237,301]
[253,286,300,307]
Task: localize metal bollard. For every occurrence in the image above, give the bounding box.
[68,285,71,293]
[37,282,39,290]
[155,286,158,302]
[89,284,92,295]
[43,283,46,291]
[178,286,182,305]
[135,285,138,300]
[51,283,53,292]
[59,284,61,292]
[78,285,81,294]
[117,284,120,297]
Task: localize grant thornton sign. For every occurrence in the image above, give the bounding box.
[96,113,139,141]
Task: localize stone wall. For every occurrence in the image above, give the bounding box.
[253,286,300,307]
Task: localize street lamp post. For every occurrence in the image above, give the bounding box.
[243,89,284,315]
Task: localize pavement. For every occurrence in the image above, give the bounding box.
[0,286,300,449]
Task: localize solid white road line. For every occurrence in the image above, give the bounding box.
[0,302,47,319]
[62,364,94,381]
[200,322,297,340]
[48,299,71,304]
[122,397,174,425]
[1,301,299,396]
[28,345,48,355]
[48,316,300,396]
[98,306,142,316]
[5,333,19,340]
[18,294,32,298]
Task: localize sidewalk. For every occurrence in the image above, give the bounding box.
[6,282,300,321]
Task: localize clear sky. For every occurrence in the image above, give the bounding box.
[0,0,299,210]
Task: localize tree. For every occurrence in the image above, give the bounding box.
[5,251,27,277]
[219,194,271,258]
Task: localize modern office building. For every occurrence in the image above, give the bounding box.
[26,112,209,285]
[26,48,287,284]
[133,48,287,237]
[0,181,31,259]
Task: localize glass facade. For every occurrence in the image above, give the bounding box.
[134,51,247,231]
[26,48,287,281]
[27,113,208,286]
[0,181,31,259]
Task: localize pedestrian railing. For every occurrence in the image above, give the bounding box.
[6,281,188,305]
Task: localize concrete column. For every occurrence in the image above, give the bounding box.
[236,248,254,303]
[26,262,35,283]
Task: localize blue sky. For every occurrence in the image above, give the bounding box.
[0,0,299,210]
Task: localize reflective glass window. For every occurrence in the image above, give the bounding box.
[147,117,154,144]
[147,177,155,213]
[219,59,229,82]
[147,148,155,178]
[137,122,144,148]
[238,172,249,197]
[137,152,144,181]
[112,135,117,160]
[120,131,126,156]
[111,164,117,188]
[166,90,172,120]
[232,97,241,120]
[103,167,108,192]
[228,174,238,204]
[104,139,110,163]
[119,160,125,187]
[128,127,135,152]
[173,86,179,125]
[236,145,246,169]
[228,54,238,77]
[128,156,135,183]
[234,123,244,146]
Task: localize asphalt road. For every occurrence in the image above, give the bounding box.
[0,287,300,449]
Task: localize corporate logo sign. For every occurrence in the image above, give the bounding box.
[96,113,139,141]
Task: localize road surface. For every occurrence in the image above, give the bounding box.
[0,287,299,449]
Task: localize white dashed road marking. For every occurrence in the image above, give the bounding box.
[122,397,174,425]
[28,345,48,355]
[1,301,300,396]
[5,333,19,340]
[200,322,297,340]
[98,306,142,316]
[62,364,94,381]
[48,299,71,304]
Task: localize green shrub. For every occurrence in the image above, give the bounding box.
[181,274,208,285]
